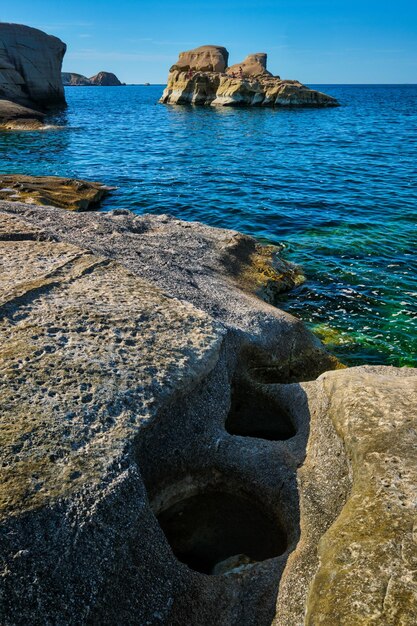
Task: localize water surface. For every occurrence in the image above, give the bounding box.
[1,84,416,366]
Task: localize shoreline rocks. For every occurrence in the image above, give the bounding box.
[0,23,66,129]
[0,175,114,210]
[0,199,415,624]
[160,45,339,108]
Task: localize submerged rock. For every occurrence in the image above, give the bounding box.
[160,46,339,107]
[0,99,45,130]
[0,199,415,625]
[0,23,66,129]
[0,175,114,210]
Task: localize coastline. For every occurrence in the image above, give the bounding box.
[1,21,416,624]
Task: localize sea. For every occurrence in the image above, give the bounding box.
[1,84,416,367]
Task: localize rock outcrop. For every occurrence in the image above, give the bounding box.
[89,71,123,86]
[61,72,91,86]
[0,99,45,130]
[227,53,272,78]
[62,71,124,86]
[160,46,338,107]
[0,23,66,128]
[0,199,415,625]
[172,45,229,73]
[0,175,114,210]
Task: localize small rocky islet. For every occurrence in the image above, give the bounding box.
[160,45,339,107]
[1,22,416,626]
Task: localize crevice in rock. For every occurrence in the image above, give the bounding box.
[155,487,288,575]
[225,382,296,441]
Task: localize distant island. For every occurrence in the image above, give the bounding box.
[62,71,125,86]
[160,45,339,107]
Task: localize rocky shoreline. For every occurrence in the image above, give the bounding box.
[1,20,416,626]
[0,193,416,625]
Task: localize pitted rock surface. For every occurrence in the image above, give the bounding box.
[0,202,415,625]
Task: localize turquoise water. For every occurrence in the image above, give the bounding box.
[1,84,416,366]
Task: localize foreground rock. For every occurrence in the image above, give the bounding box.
[0,200,415,625]
[62,71,124,86]
[0,23,66,129]
[0,175,114,210]
[160,45,338,107]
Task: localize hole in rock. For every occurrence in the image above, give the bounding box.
[157,490,287,575]
[225,385,296,441]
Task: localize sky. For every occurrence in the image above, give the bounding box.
[1,1,417,84]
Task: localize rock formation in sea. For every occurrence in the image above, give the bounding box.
[0,193,415,625]
[0,23,66,129]
[160,45,338,107]
[62,71,124,86]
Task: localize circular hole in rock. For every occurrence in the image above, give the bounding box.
[157,490,287,575]
[225,385,296,441]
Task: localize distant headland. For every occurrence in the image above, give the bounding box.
[62,71,125,86]
[160,45,339,107]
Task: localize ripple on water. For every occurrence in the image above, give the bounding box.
[0,84,416,367]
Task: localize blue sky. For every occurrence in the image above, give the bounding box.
[1,1,416,83]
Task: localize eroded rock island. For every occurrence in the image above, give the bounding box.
[160,45,338,107]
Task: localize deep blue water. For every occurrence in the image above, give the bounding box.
[1,84,416,366]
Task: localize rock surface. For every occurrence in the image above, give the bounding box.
[0,200,415,625]
[0,176,114,210]
[62,71,124,86]
[227,53,272,78]
[0,23,66,128]
[0,99,45,130]
[160,46,338,107]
